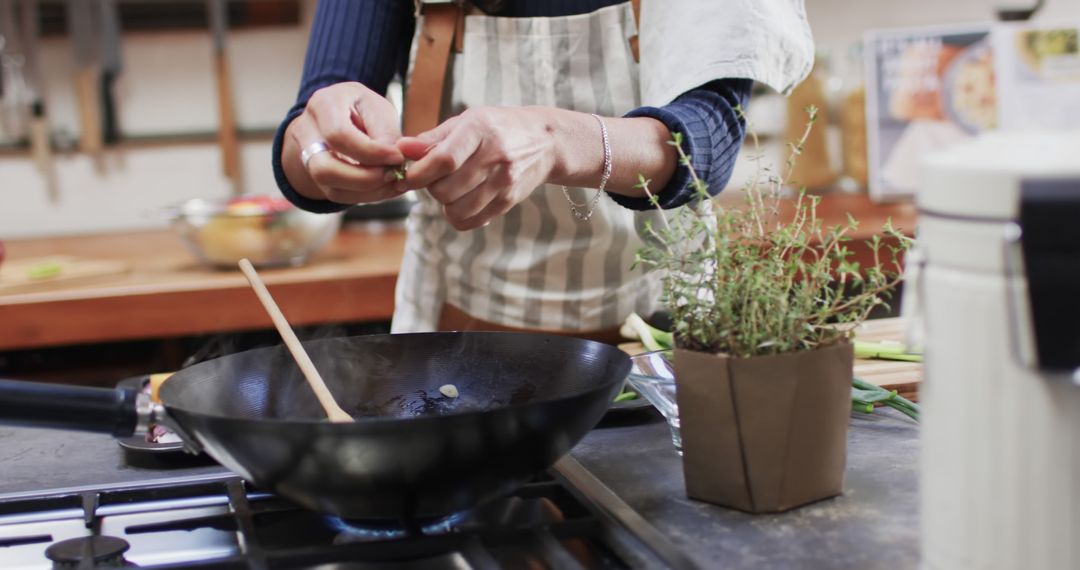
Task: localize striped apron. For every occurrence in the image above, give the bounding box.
[392,2,662,334]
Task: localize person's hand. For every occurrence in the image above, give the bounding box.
[397,106,557,231]
[284,82,406,204]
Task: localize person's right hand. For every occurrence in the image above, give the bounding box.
[282,81,407,205]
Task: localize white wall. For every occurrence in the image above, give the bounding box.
[3,0,1079,239]
[806,0,1080,53]
[0,3,313,239]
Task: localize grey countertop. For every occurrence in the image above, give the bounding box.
[0,409,919,569]
[579,409,920,569]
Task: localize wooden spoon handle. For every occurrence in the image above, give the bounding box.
[237,259,353,423]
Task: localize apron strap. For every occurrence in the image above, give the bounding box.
[403,1,463,136]
[403,1,640,136]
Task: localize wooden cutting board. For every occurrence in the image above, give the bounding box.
[849,318,921,400]
[0,256,131,295]
[618,317,921,401]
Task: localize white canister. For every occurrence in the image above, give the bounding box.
[919,131,1080,570]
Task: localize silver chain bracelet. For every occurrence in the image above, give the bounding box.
[561,113,611,221]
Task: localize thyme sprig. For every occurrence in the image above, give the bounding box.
[634,106,912,358]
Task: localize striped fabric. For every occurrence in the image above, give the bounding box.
[392,3,662,333]
[271,0,752,216]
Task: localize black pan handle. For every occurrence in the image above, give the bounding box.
[0,379,140,437]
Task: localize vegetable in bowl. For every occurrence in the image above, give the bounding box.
[168,196,342,269]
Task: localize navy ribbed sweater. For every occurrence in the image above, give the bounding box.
[273,0,751,212]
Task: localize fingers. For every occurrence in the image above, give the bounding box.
[350,92,402,147]
[442,168,517,231]
[448,182,517,231]
[396,116,461,162]
[290,109,405,204]
[427,153,491,204]
[306,84,403,166]
[403,122,484,190]
[397,137,436,161]
[305,150,394,190]
[324,181,407,206]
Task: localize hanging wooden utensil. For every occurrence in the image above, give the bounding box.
[0,0,29,141]
[208,0,242,196]
[19,0,57,201]
[66,0,104,166]
[98,0,121,146]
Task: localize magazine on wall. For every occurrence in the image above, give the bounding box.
[993,23,1080,131]
[865,21,1080,202]
[864,24,996,202]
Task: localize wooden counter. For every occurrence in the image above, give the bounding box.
[0,193,915,353]
[0,227,406,351]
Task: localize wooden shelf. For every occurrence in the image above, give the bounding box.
[0,128,278,157]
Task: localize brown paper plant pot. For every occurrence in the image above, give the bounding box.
[673,341,854,513]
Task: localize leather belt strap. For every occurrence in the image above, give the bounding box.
[628,0,641,63]
[402,2,462,136]
[438,303,626,346]
[403,0,640,136]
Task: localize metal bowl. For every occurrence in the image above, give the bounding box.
[168,197,342,269]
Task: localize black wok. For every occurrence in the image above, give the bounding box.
[0,332,629,521]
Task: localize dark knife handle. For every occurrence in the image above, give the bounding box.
[0,379,139,437]
[101,69,119,145]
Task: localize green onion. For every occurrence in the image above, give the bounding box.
[27,261,62,280]
[854,341,922,362]
[616,316,921,421]
[852,376,920,421]
[851,398,875,414]
[614,391,639,403]
[621,313,674,351]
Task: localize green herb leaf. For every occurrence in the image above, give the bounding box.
[632,111,912,359]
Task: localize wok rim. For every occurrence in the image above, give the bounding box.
[158,331,631,426]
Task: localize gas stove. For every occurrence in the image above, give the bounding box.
[0,457,695,569]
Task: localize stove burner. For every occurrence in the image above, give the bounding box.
[328,511,468,544]
[0,466,686,569]
[44,536,131,568]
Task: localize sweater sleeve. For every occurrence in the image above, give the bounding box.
[611,78,752,211]
[272,0,415,213]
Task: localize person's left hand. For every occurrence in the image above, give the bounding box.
[397,106,558,231]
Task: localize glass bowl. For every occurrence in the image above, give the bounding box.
[626,350,681,453]
[168,197,342,269]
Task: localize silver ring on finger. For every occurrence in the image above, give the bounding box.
[301,141,330,169]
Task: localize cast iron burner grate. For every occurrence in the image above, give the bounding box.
[0,459,698,569]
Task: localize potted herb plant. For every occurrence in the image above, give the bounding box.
[633,108,911,513]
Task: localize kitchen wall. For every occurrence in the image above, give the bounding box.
[807,0,1079,52]
[2,0,1079,239]
[0,2,314,239]
[719,0,1080,198]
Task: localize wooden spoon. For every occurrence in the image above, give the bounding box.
[238,258,353,423]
